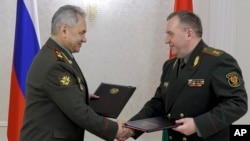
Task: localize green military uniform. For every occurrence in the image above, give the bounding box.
[20,38,118,141]
[131,40,248,141]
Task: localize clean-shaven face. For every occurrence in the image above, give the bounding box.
[165,16,189,58]
[66,14,87,53]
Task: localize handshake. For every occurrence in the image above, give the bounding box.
[115,120,134,141]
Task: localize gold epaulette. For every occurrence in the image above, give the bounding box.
[202,47,224,57]
[53,48,72,65]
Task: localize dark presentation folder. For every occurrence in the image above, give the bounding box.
[124,117,182,132]
[89,82,136,118]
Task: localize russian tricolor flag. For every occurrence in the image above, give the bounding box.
[7,0,40,140]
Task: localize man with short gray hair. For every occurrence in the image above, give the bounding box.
[20,5,129,141]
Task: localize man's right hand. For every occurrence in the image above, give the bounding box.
[116,120,134,141]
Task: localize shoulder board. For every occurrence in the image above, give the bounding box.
[53,48,65,61]
[52,48,72,64]
[202,47,224,57]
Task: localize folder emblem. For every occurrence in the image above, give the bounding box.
[110,88,119,94]
[90,83,136,118]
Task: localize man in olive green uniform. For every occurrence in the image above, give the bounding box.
[20,5,128,141]
[126,11,248,141]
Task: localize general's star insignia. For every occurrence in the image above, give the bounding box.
[58,73,72,86]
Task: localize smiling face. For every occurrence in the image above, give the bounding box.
[62,14,87,53]
[165,16,190,58]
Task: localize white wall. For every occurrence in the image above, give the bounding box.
[0,0,249,141]
[0,0,16,141]
[235,0,250,123]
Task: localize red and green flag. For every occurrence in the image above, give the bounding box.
[163,0,193,140]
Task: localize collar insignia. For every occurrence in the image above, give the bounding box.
[56,51,63,58]
[173,59,178,70]
[193,56,200,67]
[54,49,72,64]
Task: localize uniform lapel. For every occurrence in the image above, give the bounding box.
[71,58,90,104]
[165,40,206,113]
[72,58,85,83]
[46,38,89,103]
[165,63,198,113]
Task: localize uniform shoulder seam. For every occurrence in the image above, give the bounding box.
[202,46,224,57]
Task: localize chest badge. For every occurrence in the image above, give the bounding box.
[188,79,204,87]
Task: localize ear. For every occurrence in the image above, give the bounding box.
[187,28,193,38]
[60,24,68,37]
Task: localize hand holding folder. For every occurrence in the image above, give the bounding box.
[124,117,182,132]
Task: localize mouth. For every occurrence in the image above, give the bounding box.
[169,45,174,48]
[168,43,174,48]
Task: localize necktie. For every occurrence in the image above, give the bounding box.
[180,59,185,70]
[178,59,185,77]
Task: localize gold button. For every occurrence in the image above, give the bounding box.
[182,137,187,141]
[169,136,173,140]
[167,113,171,119]
[180,113,184,118]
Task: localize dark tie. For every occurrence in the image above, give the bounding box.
[178,59,185,77]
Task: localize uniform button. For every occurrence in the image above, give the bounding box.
[180,113,184,118]
[169,136,173,140]
[182,137,187,141]
[167,113,171,119]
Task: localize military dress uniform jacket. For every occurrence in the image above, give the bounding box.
[20,38,118,141]
[130,40,248,141]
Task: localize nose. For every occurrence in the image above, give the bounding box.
[165,35,170,44]
[82,35,87,43]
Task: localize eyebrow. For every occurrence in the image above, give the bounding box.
[166,31,174,35]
